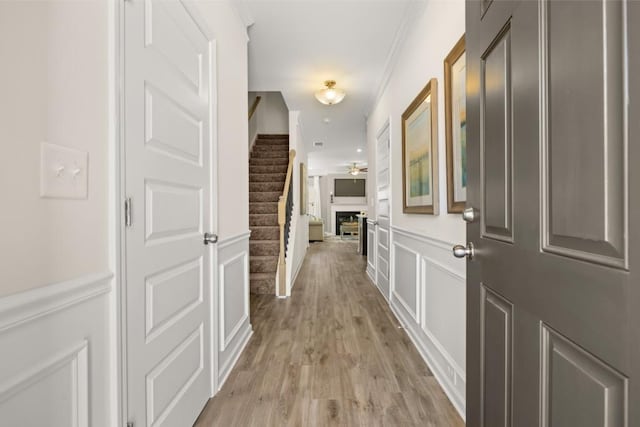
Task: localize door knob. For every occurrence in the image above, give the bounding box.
[452,242,474,259]
[204,232,218,245]
[462,207,478,223]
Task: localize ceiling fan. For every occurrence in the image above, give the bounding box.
[347,162,368,176]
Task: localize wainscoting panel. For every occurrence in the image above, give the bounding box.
[366,219,377,284]
[388,226,466,418]
[217,231,253,388]
[392,242,419,321]
[0,273,113,427]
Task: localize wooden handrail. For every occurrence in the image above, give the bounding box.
[277,149,296,296]
[248,96,262,120]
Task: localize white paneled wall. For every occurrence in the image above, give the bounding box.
[216,232,252,389]
[0,273,113,427]
[389,227,466,416]
[364,0,466,419]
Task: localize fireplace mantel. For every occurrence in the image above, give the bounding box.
[330,204,367,235]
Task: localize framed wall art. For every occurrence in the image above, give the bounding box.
[444,35,467,213]
[402,78,439,214]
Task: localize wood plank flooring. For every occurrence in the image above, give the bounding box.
[195,240,464,426]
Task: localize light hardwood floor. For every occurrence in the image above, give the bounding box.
[195,240,464,426]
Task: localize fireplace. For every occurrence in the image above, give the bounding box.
[335,211,360,235]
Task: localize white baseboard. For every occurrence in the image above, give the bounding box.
[217,324,252,390]
[289,247,306,294]
[390,293,466,421]
[366,267,376,286]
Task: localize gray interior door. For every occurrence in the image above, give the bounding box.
[465,0,640,425]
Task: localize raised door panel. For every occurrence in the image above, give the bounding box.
[541,325,627,427]
[481,286,512,427]
[145,0,205,94]
[541,0,627,268]
[481,25,513,242]
[146,326,204,426]
[145,257,203,342]
[145,180,202,243]
[145,84,203,166]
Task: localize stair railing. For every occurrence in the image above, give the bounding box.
[248,95,262,120]
[277,149,296,296]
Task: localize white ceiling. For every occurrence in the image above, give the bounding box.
[239,0,425,175]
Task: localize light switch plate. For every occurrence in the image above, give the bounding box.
[40,142,88,199]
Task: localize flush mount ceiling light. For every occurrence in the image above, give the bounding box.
[315,80,346,105]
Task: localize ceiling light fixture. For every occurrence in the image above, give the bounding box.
[348,162,368,176]
[357,148,363,153]
[315,80,346,105]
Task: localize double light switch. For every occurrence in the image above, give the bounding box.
[40,142,88,199]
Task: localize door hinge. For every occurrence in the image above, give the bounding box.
[124,197,132,227]
[127,423,134,427]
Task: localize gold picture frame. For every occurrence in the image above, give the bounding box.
[401,78,439,214]
[444,35,467,213]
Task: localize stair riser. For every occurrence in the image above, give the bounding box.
[250,165,288,174]
[257,134,289,140]
[250,182,285,193]
[250,158,289,166]
[249,203,278,214]
[250,258,278,274]
[250,242,280,256]
[253,145,289,152]
[252,151,289,159]
[250,173,287,183]
[250,192,281,202]
[250,227,279,240]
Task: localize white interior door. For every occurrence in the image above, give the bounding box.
[375,122,391,299]
[124,1,214,425]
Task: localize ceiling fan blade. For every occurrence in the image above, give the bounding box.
[360,168,368,172]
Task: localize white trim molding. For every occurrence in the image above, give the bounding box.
[391,225,457,250]
[0,273,113,426]
[217,230,252,249]
[0,272,113,333]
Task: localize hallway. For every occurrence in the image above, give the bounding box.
[196,240,464,426]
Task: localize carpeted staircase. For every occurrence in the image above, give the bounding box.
[249,134,289,294]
